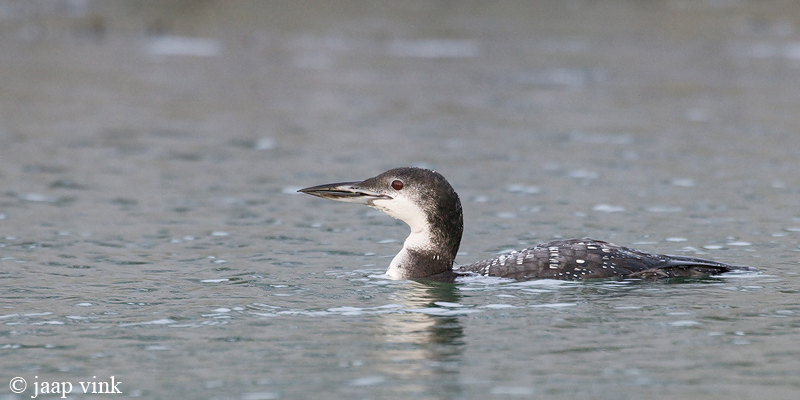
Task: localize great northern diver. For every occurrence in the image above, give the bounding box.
[299,167,757,281]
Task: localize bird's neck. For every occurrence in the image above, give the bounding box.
[386,219,462,280]
[386,237,452,279]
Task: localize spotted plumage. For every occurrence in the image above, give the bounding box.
[299,167,758,281]
[458,238,742,280]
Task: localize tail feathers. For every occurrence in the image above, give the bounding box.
[628,256,756,279]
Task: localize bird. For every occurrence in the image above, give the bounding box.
[298,167,757,282]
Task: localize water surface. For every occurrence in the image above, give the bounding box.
[1,1,800,399]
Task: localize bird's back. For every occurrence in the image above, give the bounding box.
[458,239,753,280]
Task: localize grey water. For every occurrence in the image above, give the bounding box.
[1,1,800,399]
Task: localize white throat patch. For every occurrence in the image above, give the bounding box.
[370,197,428,234]
[371,197,437,280]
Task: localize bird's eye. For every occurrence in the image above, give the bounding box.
[391,180,404,190]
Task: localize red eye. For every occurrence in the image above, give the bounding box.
[391,180,404,190]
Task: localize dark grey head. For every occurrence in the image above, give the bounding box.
[299,167,464,279]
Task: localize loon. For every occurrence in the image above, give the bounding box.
[299,167,757,281]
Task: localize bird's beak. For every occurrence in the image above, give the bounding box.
[298,181,391,205]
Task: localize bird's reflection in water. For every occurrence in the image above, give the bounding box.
[374,281,465,396]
